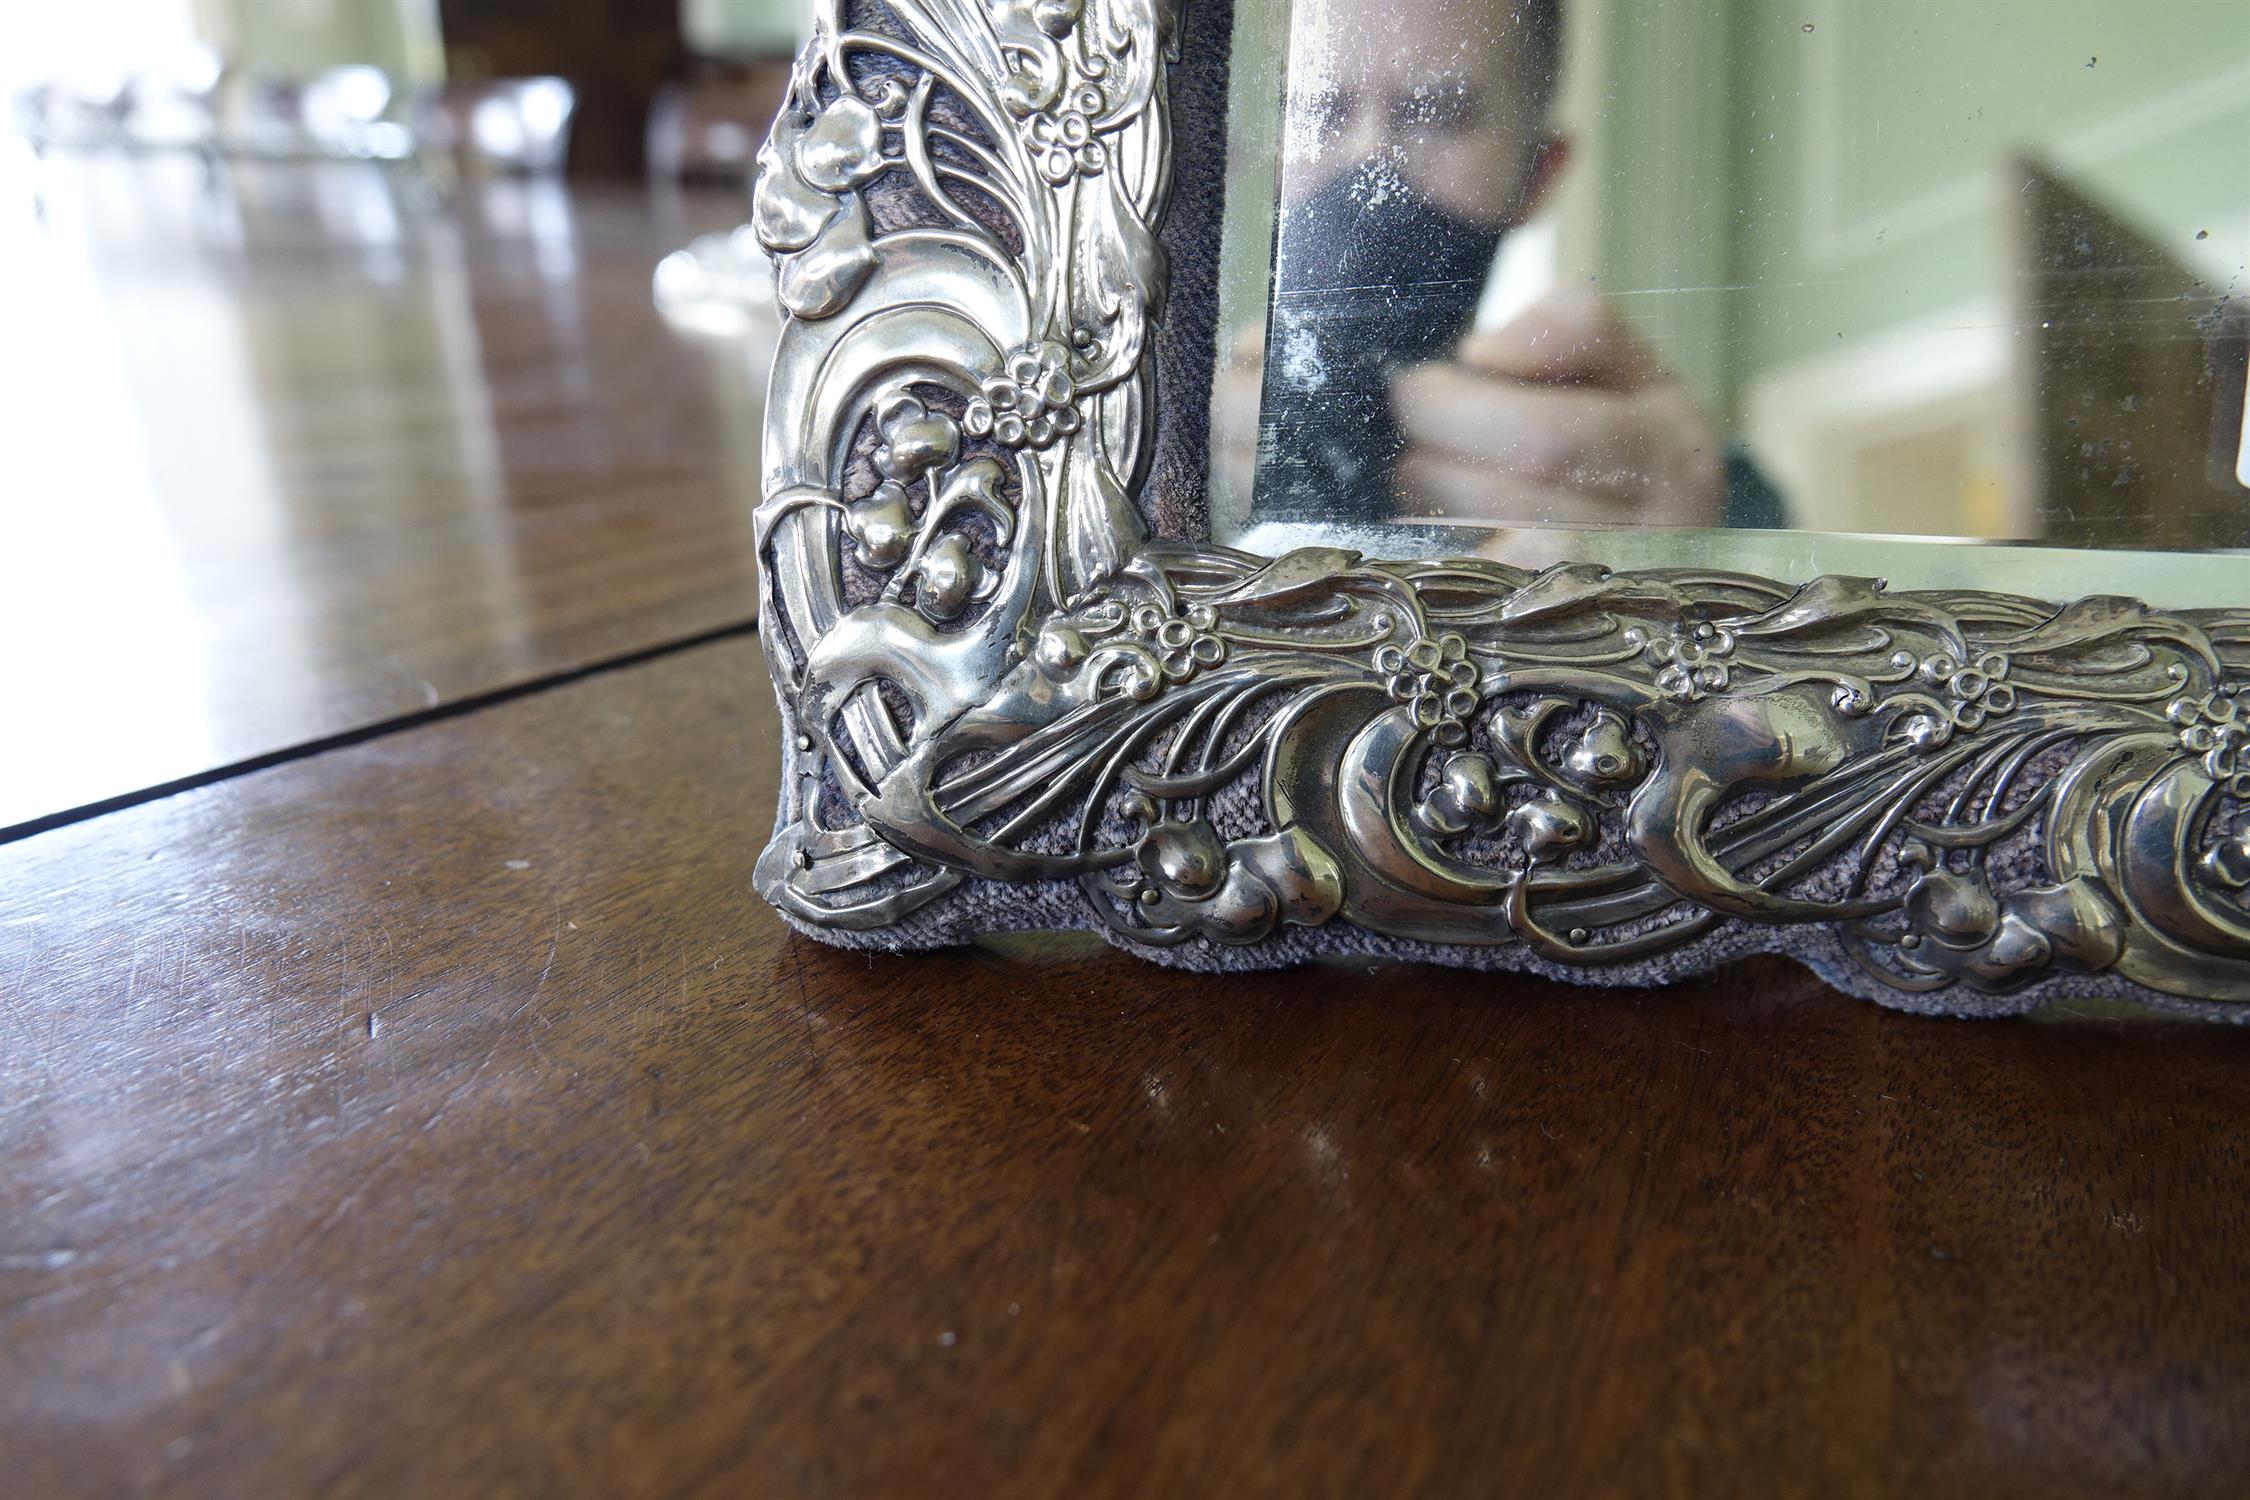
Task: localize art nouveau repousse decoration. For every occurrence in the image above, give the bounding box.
[748,0,2250,1015]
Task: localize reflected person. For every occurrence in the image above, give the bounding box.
[1222,0,1778,531]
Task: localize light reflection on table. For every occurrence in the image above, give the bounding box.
[0,153,774,835]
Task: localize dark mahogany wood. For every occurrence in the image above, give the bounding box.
[5,637,2248,1498]
[0,155,771,837]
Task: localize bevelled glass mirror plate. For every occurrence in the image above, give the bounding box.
[1214,0,2250,605]
[748,0,2250,1018]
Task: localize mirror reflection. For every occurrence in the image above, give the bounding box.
[1216,0,2250,552]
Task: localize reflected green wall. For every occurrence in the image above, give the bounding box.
[682,0,804,55]
[1546,0,1741,416]
[1550,0,2250,420]
[193,0,445,86]
[1730,0,2250,398]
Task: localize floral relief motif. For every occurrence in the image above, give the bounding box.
[2201,810,2250,893]
[1507,792,1596,866]
[992,0,1110,184]
[872,394,960,481]
[1376,632,1479,745]
[1557,709,1645,793]
[749,0,2250,1013]
[1903,651,2018,751]
[1109,808,1344,945]
[1414,752,1504,839]
[750,90,887,319]
[1128,601,1225,682]
[1882,844,2123,991]
[1413,710,1641,846]
[2168,684,2250,793]
[1640,621,1736,702]
[843,482,915,568]
[963,342,1084,449]
[1007,579,1231,706]
[828,394,1015,622]
[911,533,990,619]
[1022,90,1109,184]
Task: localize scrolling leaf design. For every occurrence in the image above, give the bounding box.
[749,0,2250,1013]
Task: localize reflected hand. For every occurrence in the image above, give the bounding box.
[1390,287,1727,530]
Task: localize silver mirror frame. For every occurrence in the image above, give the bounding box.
[750,0,2250,1016]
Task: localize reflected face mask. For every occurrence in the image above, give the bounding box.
[1261,161,1510,520]
[1281,159,1510,325]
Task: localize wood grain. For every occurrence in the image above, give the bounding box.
[4,636,2249,1498]
[0,155,771,836]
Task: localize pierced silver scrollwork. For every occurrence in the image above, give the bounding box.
[750,0,2250,1013]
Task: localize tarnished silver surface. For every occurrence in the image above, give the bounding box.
[750,0,2250,1014]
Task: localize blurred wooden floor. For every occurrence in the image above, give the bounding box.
[3,156,2249,1500]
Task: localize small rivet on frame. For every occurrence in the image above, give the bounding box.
[1568,927,1591,945]
[794,734,814,752]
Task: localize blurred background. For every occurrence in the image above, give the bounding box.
[2,0,810,178]
[0,0,811,836]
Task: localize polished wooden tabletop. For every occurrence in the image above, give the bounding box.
[5,157,2250,1500]
[0,155,770,838]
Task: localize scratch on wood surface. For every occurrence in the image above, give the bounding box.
[534,910,563,996]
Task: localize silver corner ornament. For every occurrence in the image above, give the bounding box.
[749,0,2250,1016]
